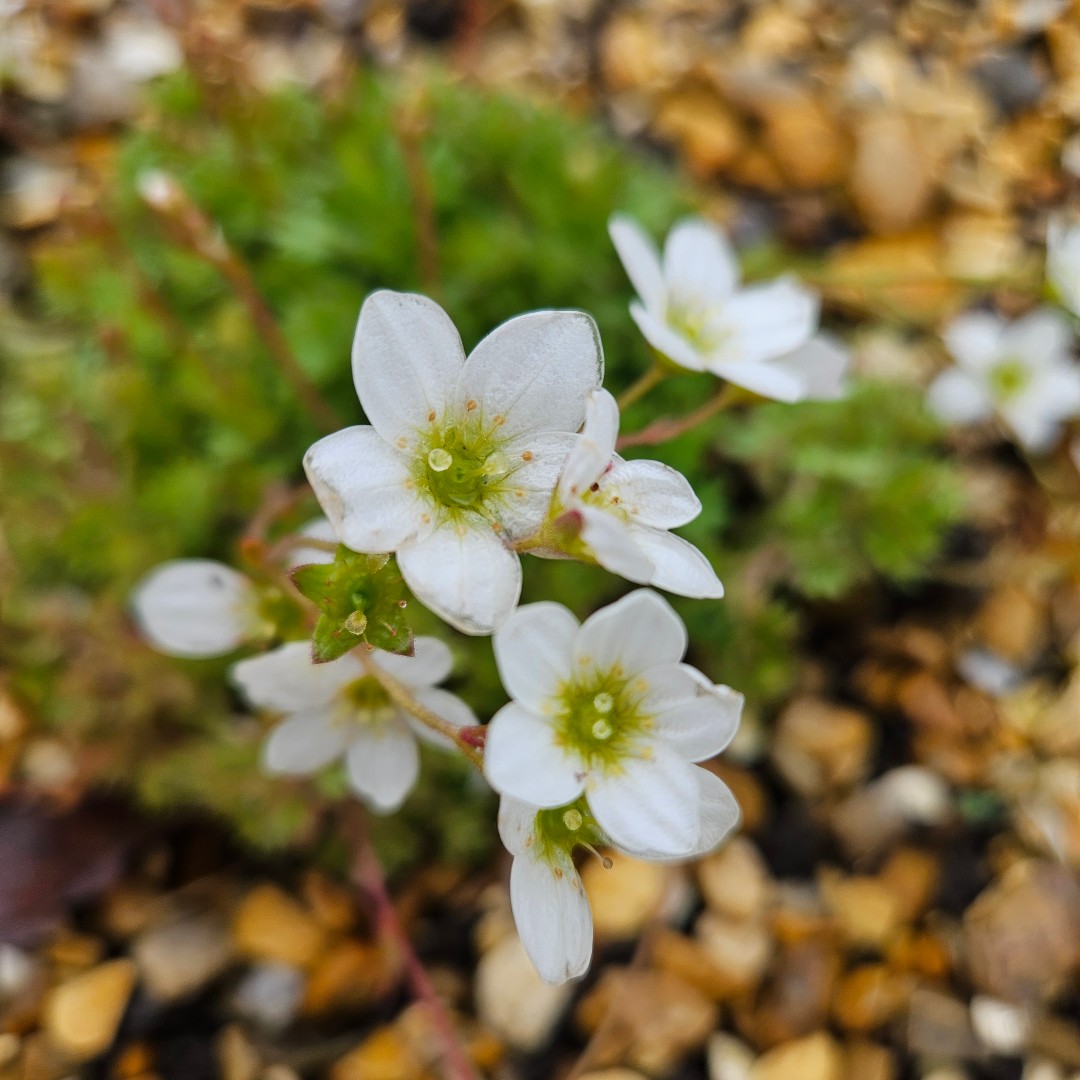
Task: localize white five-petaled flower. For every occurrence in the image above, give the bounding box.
[1047,216,1080,319]
[927,307,1080,452]
[303,291,604,636]
[231,638,476,814]
[497,764,741,984]
[131,559,264,658]
[609,214,819,400]
[552,389,723,598]
[483,590,742,860]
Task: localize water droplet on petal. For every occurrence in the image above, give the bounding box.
[593,692,614,714]
[592,718,613,740]
[428,448,453,472]
[562,808,583,831]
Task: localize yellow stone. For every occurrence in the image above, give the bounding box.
[330,1026,424,1080]
[44,959,137,1061]
[750,1032,845,1080]
[581,855,666,940]
[233,884,327,970]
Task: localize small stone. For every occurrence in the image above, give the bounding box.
[749,1032,844,1080]
[579,1072,649,1080]
[302,940,388,1016]
[330,1026,424,1080]
[907,987,982,1058]
[218,1024,261,1080]
[134,911,233,1001]
[820,872,902,950]
[301,871,357,934]
[653,90,745,179]
[707,1032,756,1080]
[976,584,1046,663]
[0,944,36,1002]
[850,112,935,235]
[698,838,771,921]
[965,861,1080,1003]
[582,855,665,940]
[233,884,327,970]
[844,1041,895,1080]
[695,912,774,995]
[971,995,1032,1054]
[760,94,848,190]
[576,969,718,1075]
[832,965,910,1032]
[0,158,74,231]
[653,927,754,1002]
[771,698,873,798]
[599,14,671,92]
[231,963,305,1032]
[0,1033,19,1069]
[878,848,940,922]
[44,959,137,1062]
[475,936,572,1053]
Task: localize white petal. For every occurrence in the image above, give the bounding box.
[232,642,361,712]
[614,766,741,861]
[713,278,819,367]
[497,795,540,857]
[397,519,522,635]
[494,602,579,713]
[370,635,453,688]
[345,722,420,814]
[303,426,424,553]
[609,214,666,315]
[131,560,255,658]
[605,458,701,528]
[627,526,724,599]
[1048,217,1080,317]
[352,291,465,450]
[1016,363,1080,422]
[1001,307,1073,367]
[484,702,585,807]
[262,709,349,775]
[629,302,706,372]
[510,848,593,985]
[286,517,339,567]
[710,360,805,403]
[580,506,655,583]
[574,589,687,676]
[662,217,739,302]
[588,743,701,857]
[497,431,579,541]
[770,332,851,402]
[558,389,619,502]
[642,664,743,761]
[927,368,993,425]
[456,311,604,438]
[407,687,478,749]
[943,311,1005,371]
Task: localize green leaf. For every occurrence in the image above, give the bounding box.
[291,546,413,662]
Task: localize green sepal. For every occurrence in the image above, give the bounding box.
[290,546,414,663]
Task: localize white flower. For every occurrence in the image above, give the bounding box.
[770,332,851,402]
[1048,216,1080,318]
[928,307,1080,452]
[609,214,819,400]
[553,389,723,598]
[131,559,262,658]
[231,637,475,814]
[303,291,604,636]
[483,590,742,859]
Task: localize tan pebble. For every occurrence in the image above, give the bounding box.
[878,848,940,922]
[100,884,163,940]
[218,1023,261,1080]
[820,871,902,950]
[707,1031,756,1080]
[760,94,848,189]
[233,884,326,970]
[695,912,773,994]
[749,1032,845,1080]
[832,965,910,1032]
[698,837,771,921]
[845,1040,895,1080]
[740,7,814,59]
[850,112,935,234]
[302,940,389,1016]
[44,959,137,1062]
[942,212,1026,283]
[599,14,670,92]
[135,912,233,1002]
[976,584,1046,663]
[329,1026,424,1080]
[475,936,572,1053]
[47,930,105,972]
[0,1033,20,1068]
[653,928,751,1002]
[578,1072,650,1080]
[771,698,873,797]
[653,91,745,179]
[301,872,356,934]
[582,855,665,940]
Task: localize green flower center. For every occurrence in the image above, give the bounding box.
[668,295,725,352]
[551,669,652,771]
[988,358,1030,402]
[532,796,607,864]
[419,418,514,516]
[339,675,395,728]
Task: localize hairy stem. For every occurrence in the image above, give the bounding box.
[345,805,480,1080]
[362,658,485,770]
[138,173,344,433]
[616,362,667,410]
[616,383,742,450]
[395,98,441,297]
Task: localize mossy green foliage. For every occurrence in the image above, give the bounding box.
[0,67,964,860]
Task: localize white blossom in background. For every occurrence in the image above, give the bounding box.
[484,590,741,860]
[770,332,851,402]
[609,214,819,400]
[303,290,603,636]
[1048,216,1080,318]
[231,637,475,813]
[131,559,261,658]
[552,389,723,598]
[956,647,1024,698]
[927,308,1080,452]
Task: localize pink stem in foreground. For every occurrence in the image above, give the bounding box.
[348,807,480,1080]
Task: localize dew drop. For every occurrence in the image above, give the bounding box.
[591,718,613,740]
[593,692,614,714]
[427,448,453,472]
[562,808,583,831]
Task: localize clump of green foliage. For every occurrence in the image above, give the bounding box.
[0,67,964,860]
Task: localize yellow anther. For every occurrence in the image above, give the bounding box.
[593,692,614,714]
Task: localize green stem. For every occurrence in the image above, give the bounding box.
[616,383,743,450]
[616,362,667,410]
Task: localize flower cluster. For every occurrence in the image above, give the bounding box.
[130,213,853,984]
